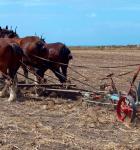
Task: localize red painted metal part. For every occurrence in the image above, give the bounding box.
[116,66,140,123]
[116,96,133,122]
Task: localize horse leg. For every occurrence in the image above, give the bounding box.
[61,65,68,82]
[0,79,8,97]
[22,65,29,84]
[36,68,46,83]
[8,82,16,102]
[52,68,66,83]
[8,66,20,102]
[33,74,39,97]
[34,69,46,96]
[0,68,8,97]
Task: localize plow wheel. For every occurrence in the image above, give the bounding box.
[116,96,136,123]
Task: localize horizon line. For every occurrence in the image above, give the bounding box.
[68,44,140,47]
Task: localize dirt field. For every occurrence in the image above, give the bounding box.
[1,47,140,150]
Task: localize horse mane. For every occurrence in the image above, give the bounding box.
[0,26,19,38]
[22,36,45,42]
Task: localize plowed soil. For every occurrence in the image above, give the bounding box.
[1,47,140,150]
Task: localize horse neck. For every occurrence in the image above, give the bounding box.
[10,38,21,45]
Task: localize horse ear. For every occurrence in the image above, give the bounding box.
[6,25,8,29]
[15,26,17,33]
[0,26,1,30]
[40,33,45,41]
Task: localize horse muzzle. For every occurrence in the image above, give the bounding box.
[68,53,73,60]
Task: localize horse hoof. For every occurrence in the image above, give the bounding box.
[35,94,39,97]
[0,92,2,97]
[8,98,15,102]
[0,91,5,97]
[8,98,13,102]
[8,96,16,102]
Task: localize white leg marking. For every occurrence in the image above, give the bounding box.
[25,79,29,84]
[8,85,16,102]
[34,75,38,85]
[34,75,39,97]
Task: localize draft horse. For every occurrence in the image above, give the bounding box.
[0,38,23,101]
[6,36,48,83]
[32,42,73,83]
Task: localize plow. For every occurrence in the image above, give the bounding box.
[1,54,140,125]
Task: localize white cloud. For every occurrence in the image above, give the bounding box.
[86,12,96,18]
[90,13,96,17]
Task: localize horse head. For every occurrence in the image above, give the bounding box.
[59,44,73,61]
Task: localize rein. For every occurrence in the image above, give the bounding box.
[33,54,130,90]
[0,70,13,83]
[19,61,44,82]
[22,54,138,90]
[33,55,89,69]
[19,61,56,84]
[19,59,96,90]
[53,69,97,90]
[101,70,135,80]
[33,55,90,81]
[17,72,39,84]
[100,63,140,69]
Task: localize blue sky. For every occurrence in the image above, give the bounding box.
[0,0,140,46]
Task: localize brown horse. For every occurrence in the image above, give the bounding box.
[35,42,73,83]
[6,36,48,83]
[22,42,73,83]
[0,38,23,101]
